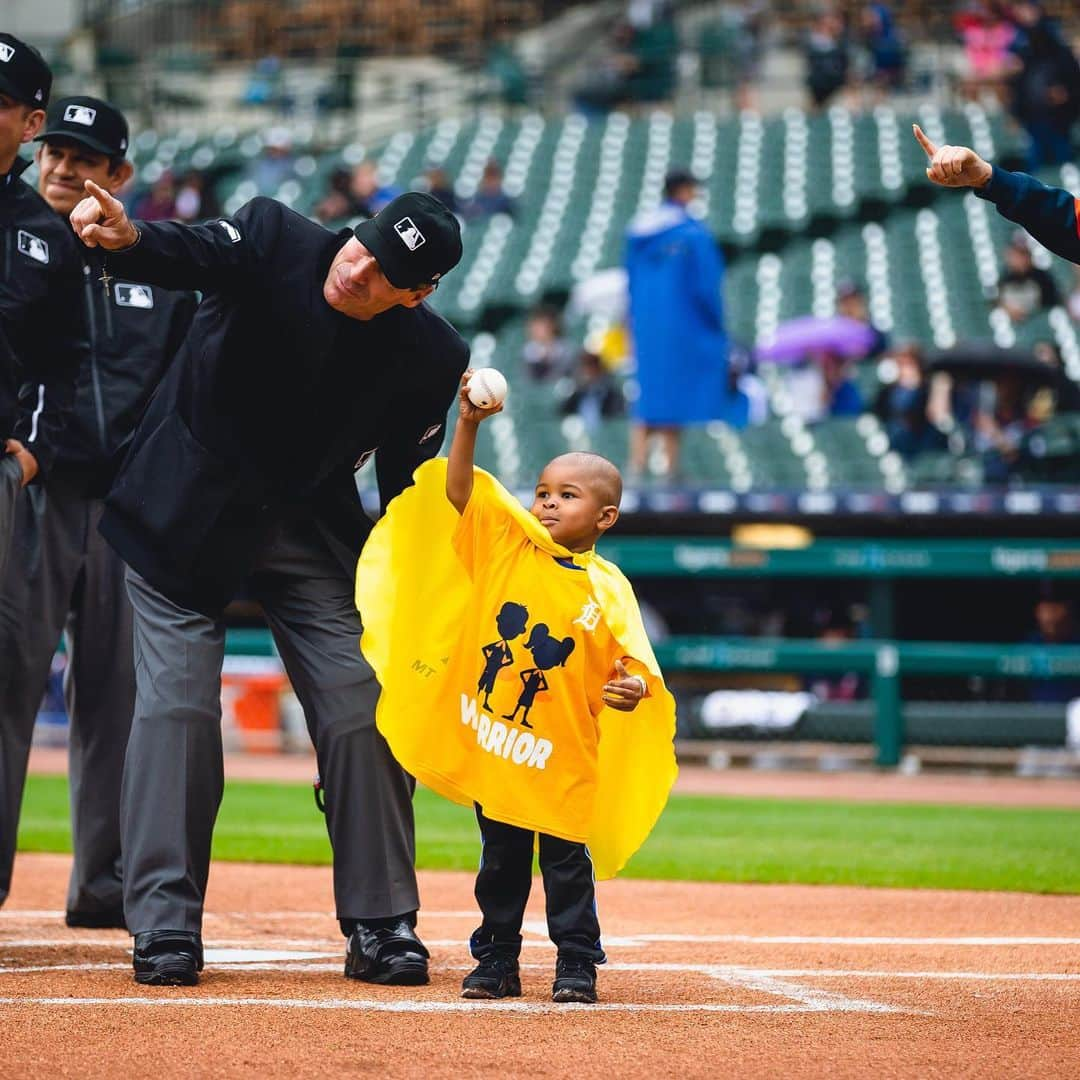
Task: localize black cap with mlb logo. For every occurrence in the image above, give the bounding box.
[353,192,463,290]
[36,95,129,158]
[0,33,52,109]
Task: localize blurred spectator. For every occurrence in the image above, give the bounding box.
[313,166,354,224]
[423,166,459,215]
[485,34,530,107]
[995,233,1062,323]
[625,168,729,480]
[837,279,888,357]
[1069,266,1080,322]
[174,170,214,223]
[572,20,640,114]
[133,172,177,221]
[805,10,850,109]
[821,352,864,417]
[521,306,574,381]
[805,609,863,702]
[558,349,625,431]
[462,159,514,221]
[348,160,400,219]
[699,4,766,111]
[973,372,1034,481]
[859,3,906,92]
[249,127,296,196]
[1006,2,1080,171]
[241,55,293,111]
[626,0,679,104]
[873,343,946,459]
[954,1,1016,103]
[727,344,769,428]
[1027,590,1080,703]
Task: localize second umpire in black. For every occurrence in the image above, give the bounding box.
[0,34,81,572]
[0,96,196,924]
[70,178,468,985]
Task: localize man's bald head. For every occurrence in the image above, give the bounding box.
[545,452,623,507]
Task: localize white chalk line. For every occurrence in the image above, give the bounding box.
[0,910,480,921]
[1,958,1075,984]
[0,995,906,1014]
[5,933,1080,949]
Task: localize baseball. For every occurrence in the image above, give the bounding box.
[467,367,508,409]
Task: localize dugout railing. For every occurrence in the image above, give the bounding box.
[222,538,1080,768]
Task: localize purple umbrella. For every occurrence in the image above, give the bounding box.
[755,316,878,364]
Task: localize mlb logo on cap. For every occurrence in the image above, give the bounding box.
[63,103,97,126]
[394,217,426,252]
[0,43,14,63]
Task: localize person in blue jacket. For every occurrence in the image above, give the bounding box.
[624,168,729,480]
[913,123,1079,266]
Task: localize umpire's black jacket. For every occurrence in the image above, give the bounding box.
[99,197,469,616]
[1,157,83,476]
[58,244,197,496]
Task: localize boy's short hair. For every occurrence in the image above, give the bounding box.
[544,451,622,507]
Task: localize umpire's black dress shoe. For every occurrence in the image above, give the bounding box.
[132,930,204,986]
[344,918,430,985]
[65,906,127,930]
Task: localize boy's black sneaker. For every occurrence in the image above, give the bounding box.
[461,954,522,999]
[552,956,597,1003]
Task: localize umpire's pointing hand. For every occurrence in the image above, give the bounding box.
[913,124,993,190]
[70,179,140,250]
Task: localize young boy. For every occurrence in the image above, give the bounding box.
[445,373,652,1004]
[354,373,677,1006]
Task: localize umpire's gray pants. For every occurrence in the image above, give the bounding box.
[0,474,132,913]
[122,516,419,935]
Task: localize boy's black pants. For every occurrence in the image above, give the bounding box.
[470,804,605,963]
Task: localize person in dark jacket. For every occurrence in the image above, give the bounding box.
[1005,2,1080,171]
[913,123,1080,265]
[0,97,197,926]
[0,34,82,573]
[69,180,468,988]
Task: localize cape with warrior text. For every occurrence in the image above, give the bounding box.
[355,459,677,879]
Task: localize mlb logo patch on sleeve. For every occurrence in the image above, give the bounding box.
[17,231,49,264]
[115,283,154,309]
[218,220,241,243]
[0,43,14,62]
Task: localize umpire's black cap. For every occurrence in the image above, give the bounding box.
[0,33,52,109]
[353,192,463,290]
[35,96,129,158]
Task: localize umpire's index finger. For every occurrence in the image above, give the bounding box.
[84,178,120,213]
[912,124,938,160]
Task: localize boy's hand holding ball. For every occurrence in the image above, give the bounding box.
[459,367,508,424]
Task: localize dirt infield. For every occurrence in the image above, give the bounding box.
[2,854,1077,1078]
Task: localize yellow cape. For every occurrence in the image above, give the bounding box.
[355,459,678,879]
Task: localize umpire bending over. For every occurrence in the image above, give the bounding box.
[0,97,196,925]
[70,176,467,986]
[0,34,81,573]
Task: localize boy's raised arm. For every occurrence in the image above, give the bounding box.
[446,370,502,514]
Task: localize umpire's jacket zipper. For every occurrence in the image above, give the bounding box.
[81,262,109,455]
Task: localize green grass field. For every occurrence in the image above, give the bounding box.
[17,774,1080,894]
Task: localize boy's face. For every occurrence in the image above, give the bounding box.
[531,459,618,552]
